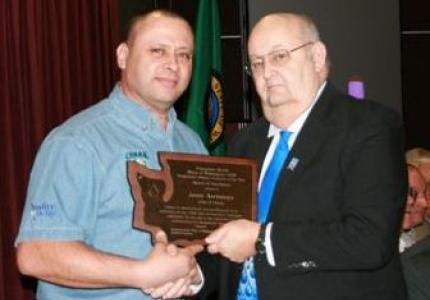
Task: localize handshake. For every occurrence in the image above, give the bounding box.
[145,219,260,299]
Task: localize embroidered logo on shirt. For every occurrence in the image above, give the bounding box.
[31,203,56,217]
[125,151,148,166]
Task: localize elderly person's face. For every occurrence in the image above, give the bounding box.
[116,15,193,114]
[247,14,326,125]
[402,165,429,230]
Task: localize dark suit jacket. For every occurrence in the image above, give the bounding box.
[198,83,408,300]
[401,235,430,300]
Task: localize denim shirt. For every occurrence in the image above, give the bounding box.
[16,84,208,300]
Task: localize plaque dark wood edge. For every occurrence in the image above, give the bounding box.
[127,162,164,242]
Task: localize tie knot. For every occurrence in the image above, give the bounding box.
[280,130,292,144]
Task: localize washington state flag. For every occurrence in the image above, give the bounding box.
[182,0,225,155]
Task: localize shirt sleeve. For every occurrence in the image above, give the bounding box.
[189,264,205,294]
[265,222,276,266]
[15,135,99,245]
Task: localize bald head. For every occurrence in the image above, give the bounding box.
[126,10,193,47]
[250,13,319,47]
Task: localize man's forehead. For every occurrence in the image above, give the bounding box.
[142,14,188,27]
[132,15,192,39]
[248,27,297,56]
[252,14,302,35]
[132,18,193,47]
[248,17,304,49]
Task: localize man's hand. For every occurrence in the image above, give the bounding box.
[143,242,203,299]
[136,240,203,290]
[144,263,202,299]
[205,219,260,263]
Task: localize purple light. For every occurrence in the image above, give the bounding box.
[348,77,365,100]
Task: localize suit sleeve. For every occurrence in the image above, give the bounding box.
[196,252,220,299]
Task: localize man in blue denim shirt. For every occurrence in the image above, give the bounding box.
[15,9,207,300]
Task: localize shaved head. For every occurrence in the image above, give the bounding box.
[126,10,193,47]
[250,13,320,45]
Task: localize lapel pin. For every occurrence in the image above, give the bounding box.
[287,157,300,171]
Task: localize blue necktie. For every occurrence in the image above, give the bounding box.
[236,131,292,300]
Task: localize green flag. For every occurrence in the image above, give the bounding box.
[182,0,225,155]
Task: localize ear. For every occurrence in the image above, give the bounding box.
[311,41,327,73]
[116,42,129,70]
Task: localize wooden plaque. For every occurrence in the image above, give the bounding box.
[127,152,257,246]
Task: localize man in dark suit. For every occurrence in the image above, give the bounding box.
[200,12,408,300]
[402,236,430,300]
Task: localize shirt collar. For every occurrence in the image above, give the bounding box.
[109,83,177,130]
[267,81,327,138]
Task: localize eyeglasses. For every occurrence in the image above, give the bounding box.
[408,184,430,203]
[408,187,420,201]
[245,41,315,76]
